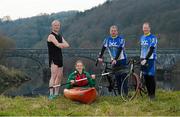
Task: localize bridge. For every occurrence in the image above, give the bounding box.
[2,48,180,94]
[3,48,180,70]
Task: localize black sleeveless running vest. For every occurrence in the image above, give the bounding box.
[47,32,63,67]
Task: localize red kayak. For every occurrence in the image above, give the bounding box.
[64,87,98,104]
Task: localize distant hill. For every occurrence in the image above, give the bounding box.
[62,0,180,48]
[0,11,78,48]
[0,0,180,49]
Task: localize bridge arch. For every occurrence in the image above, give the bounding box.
[4,55,43,68]
[64,55,97,62]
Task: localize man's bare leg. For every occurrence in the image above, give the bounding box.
[49,64,59,96]
[54,67,63,96]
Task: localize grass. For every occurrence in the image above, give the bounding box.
[0,90,179,116]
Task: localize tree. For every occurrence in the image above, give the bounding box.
[1,16,12,22]
[0,35,15,60]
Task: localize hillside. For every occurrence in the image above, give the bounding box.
[0,11,77,48]
[62,0,180,48]
[0,90,179,116]
[0,0,180,49]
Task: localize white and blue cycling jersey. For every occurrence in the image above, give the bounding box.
[140,33,157,76]
[140,33,157,60]
[103,36,127,60]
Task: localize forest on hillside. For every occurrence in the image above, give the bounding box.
[0,11,77,48]
[0,0,180,49]
[63,0,180,48]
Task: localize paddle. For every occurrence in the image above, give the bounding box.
[49,69,124,89]
[49,78,88,88]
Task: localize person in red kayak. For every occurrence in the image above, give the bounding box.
[66,60,95,89]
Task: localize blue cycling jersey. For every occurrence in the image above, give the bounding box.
[103,35,127,60]
[140,33,157,59]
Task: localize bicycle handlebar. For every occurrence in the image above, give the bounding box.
[127,59,140,65]
[95,58,112,66]
[127,59,148,71]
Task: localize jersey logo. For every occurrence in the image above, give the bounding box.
[141,40,148,46]
[109,42,118,47]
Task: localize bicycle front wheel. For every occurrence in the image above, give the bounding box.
[97,75,115,96]
[121,73,139,101]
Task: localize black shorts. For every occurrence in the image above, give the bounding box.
[49,58,63,67]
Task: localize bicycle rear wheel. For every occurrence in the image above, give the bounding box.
[121,73,139,101]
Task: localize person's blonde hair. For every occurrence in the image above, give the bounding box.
[51,20,60,26]
[75,60,84,66]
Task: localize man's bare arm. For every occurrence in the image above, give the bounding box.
[61,37,70,48]
[47,34,69,48]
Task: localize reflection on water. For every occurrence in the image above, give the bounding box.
[156,67,180,91]
[4,68,44,96]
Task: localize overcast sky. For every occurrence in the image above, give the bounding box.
[0,0,106,20]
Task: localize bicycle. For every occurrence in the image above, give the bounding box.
[120,59,147,102]
[96,60,128,96]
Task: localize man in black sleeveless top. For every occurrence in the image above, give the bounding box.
[47,20,69,99]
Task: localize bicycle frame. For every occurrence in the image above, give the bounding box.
[96,61,123,96]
